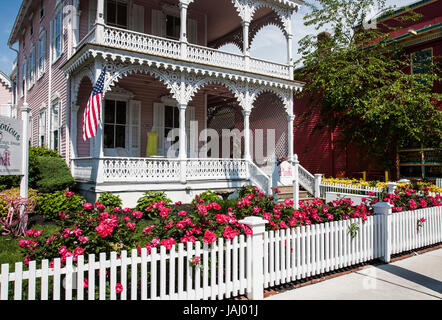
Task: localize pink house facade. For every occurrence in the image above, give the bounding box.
[0,71,13,117]
[8,0,306,206]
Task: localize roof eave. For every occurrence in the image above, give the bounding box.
[8,0,32,47]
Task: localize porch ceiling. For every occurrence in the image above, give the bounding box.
[155,0,273,44]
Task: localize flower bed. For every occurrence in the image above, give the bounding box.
[16,185,442,267]
[323,177,442,194]
[373,185,442,212]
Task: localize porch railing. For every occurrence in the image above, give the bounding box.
[87,25,291,80]
[73,158,251,184]
[72,157,272,195]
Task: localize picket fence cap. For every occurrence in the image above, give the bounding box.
[239,216,268,228]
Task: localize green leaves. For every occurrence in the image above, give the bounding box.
[297,0,442,168]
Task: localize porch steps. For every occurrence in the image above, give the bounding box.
[277,185,316,204]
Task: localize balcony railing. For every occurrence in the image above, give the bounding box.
[79,25,292,80]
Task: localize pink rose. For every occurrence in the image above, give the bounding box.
[203,230,217,244]
[84,203,93,210]
[116,283,123,294]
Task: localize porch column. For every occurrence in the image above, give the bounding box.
[178,103,188,183]
[287,114,295,162]
[243,109,251,161]
[95,0,105,43]
[93,63,105,184]
[242,20,250,70]
[287,34,294,80]
[179,1,189,58]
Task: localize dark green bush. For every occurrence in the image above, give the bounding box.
[35,191,86,221]
[97,192,123,208]
[29,147,62,159]
[35,156,75,193]
[136,191,172,219]
[0,147,63,192]
[191,190,222,206]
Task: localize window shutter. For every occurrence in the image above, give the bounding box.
[129,100,141,157]
[188,19,198,44]
[131,4,145,33]
[88,0,97,31]
[152,9,166,37]
[153,103,165,156]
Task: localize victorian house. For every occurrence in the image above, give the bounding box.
[8,0,305,206]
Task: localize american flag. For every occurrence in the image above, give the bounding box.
[83,67,106,141]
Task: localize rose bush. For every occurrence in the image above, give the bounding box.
[375,186,442,213]
[19,197,143,266]
[18,185,441,266]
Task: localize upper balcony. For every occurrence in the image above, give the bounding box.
[71,0,303,81]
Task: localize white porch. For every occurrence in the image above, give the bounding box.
[72,157,271,206]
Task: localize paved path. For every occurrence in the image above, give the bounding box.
[266,248,442,300]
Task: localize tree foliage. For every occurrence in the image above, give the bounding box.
[296,0,442,168]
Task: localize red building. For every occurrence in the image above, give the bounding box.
[293,0,442,181]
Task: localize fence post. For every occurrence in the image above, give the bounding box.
[238,216,268,300]
[314,174,322,198]
[373,202,393,263]
[386,182,397,194]
[292,154,299,210]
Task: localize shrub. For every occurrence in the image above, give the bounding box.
[35,157,75,193]
[136,191,173,219]
[19,203,143,265]
[30,147,62,158]
[0,147,64,192]
[377,186,442,213]
[191,190,221,207]
[35,191,86,221]
[0,188,40,217]
[97,192,123,209]
[0,176,20,192]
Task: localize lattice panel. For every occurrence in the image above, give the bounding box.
[250,92,288,166]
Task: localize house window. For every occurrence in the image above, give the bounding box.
[21,61,27,96]
[104,99,127,149]
[106,0,128,29]
[38,110,47,147]
[50,101,60,151]
[28,46,36,86]
[37,31,46,78]
[52,7,63,61]
[40,0,45,19]
[164,105,179,142]
[166,15,180,40]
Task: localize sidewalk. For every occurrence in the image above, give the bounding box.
[265,248,442,300]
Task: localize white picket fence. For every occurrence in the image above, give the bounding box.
[390,206,442,255]
[1,206,441,300]
[262,216,384,288]
[319,183,384,199]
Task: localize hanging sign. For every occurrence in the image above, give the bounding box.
[0,116,24,176]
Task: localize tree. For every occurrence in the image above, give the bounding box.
[295,0,442,170]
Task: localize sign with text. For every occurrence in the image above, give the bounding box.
[279,161,293,186]
[0,116,23,176]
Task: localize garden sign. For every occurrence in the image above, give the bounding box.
[279,161,293,186]
[0,115,24,176]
